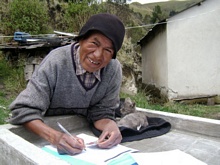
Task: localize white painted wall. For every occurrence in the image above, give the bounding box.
[142,28,168,89]
[142,0,220,99]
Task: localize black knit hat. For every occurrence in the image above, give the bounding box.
[75,13,125,59]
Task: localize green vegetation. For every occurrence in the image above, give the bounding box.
[0,0,202,43]
[129,0,202,18]
[62,0,106,32]
[0,94,12,124]
[1,0,50,35]
[0,0,136,41]
[120,92,220,120]
[0,54,26,124]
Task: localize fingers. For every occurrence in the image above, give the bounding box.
[75,137,86,149]
[97,131,122,149]
[57,140,81,155]
[98,131,110,142]
[56,134,85,155]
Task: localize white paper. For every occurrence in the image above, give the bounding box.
[130,149,207,165]
[43,134,206,165]
[43,133,138,165]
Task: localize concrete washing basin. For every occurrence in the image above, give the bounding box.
[0,108,219,165]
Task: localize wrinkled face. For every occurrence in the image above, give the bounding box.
[79,32,114,73]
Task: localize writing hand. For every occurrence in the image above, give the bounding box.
[23,120,85,155]
[56,122,85,155]
[56,133,85,155]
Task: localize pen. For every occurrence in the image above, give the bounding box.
[57,122,86,151]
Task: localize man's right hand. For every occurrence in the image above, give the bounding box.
[56,133,85,155]
[24,119,85,155]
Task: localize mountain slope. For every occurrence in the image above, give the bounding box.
[129,0,203,17]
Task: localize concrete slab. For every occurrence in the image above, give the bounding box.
[0,108,219,165]
[123,129,220,165]
[0,129,69,165]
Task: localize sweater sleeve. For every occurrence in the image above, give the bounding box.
[8,50,59,125]
[87,59,122,123]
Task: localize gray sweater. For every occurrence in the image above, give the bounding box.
[9,44,122,124]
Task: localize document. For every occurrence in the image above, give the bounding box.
[42,133,138,165]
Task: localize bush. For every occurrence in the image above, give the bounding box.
[1,0,50,35]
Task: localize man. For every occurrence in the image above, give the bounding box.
[9,13,125,155]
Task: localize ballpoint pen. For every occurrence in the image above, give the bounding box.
[57,122,86,151]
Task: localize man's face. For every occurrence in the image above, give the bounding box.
[79,32,114,73]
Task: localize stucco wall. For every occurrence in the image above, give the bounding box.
[142,28,168,90]
[141,0,220,100]
[166,0,220,99]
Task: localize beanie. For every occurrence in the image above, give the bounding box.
[75,13,125,59]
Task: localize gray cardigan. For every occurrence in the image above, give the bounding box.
[9,44,122,124]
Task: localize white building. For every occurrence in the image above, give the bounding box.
[138,0,220,101]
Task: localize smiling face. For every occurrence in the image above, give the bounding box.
[79,32,114,73]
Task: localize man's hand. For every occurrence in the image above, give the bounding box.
[56,133,85,155]
[24,120,85,155]
[94,119,122,148]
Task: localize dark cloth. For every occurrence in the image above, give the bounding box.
[91,98,171,142]
[91,117,171,143]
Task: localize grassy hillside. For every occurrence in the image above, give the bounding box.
[129,0,203,18]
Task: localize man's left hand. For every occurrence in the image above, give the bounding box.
[94,119,122,148]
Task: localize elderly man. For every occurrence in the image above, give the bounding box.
[9,13,125,155]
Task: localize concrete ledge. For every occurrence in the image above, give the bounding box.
[0,129,69,165]
[0,115,89,146]
[0,115,89,164]
[137,107,220,138]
